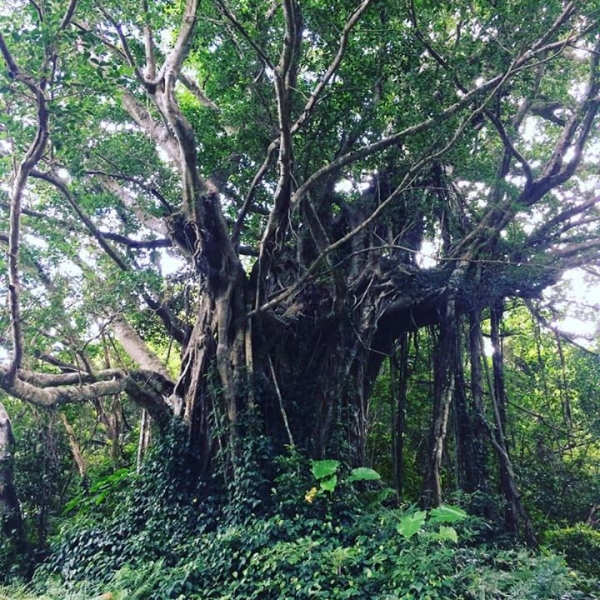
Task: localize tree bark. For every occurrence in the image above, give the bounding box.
[488,304,537,546]
[0,401,26,553]
[466,310,492,513]
[422,319,456,508]
[392,335,409,500]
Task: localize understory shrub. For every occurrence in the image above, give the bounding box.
[9,439,598,599]
[544,524,600,578]
[19,513,599,600]
[29,500,600,599]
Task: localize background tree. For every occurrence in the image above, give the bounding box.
[2,0,600,546]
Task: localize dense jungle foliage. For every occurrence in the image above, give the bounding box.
[1,0,600,596]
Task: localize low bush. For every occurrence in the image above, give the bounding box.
[3,441,598,599]
[544,524,600,578]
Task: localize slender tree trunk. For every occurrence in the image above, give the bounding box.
[392,335,409,500]
[136,409,151,473]
[422,317,456,508]
[488,304,537,546]
[490,305,508,438]
[466,310,492,514]
[0,401,27,554]
[454,338,477,492]
[454,313,488,495]
[59,412,87,485]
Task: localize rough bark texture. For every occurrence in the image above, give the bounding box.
[0,402,25,549]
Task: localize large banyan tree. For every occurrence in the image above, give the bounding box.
[2,0,600,541]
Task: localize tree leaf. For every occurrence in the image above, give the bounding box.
[319,475,337,493]
[311,459,340,480]
[397,510,427,539]
[435,525,458,543]
[348,467,381,483]
[429,504,468,524]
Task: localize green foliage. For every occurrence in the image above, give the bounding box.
[544,525,600,578]
[502,306,600,528]
[62,468,133,519]
[347,467,381,483]
[22,505,598,600]
[1,442,598,599]
[308,459,383,500]
[38,421,219,585]
[311,459,340,481]
[397,510,427,540]
[395,505,467,542]
[429,504,469,524]
[2,1,600,598]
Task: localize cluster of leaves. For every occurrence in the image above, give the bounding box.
[544,525,600,579]
[0,441,593,599]
[21,507,600,600]
[35,422,221,584]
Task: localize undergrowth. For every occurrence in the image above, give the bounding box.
[1,432,598,599]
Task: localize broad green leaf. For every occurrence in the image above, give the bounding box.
[319,475,337,493]
[429,504,468,524]
[397,510,427,539]
[311,459,340,480]
[435,525,458,543]
[348,467,381,483]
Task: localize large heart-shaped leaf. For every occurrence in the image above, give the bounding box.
[311,459,340,480]
[397,510,427,539]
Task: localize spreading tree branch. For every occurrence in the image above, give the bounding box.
[0,33,50,385]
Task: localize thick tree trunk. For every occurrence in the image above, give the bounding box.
[264,307,381,465]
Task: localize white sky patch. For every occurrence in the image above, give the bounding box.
[547,268,600,346]
[22,233,49,250]
[569,81,587,101]
[57,167,70,181]
[483,336,495,357]
[55,258,83,278]
[417,240,439,268]
[521,116,539,143]
[557,315,595,338]
[334,177,371,194]
[160,250,187,276]
[563,146,577,164]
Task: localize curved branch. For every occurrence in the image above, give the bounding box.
[213,0,275,71]
[0,33,50,384]
[290,71,507,209]
[60,0,79,30]
[1,366,128,407]
[156,0,200,85]
[526,196,600,247]
[30,170,189,345]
